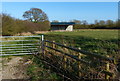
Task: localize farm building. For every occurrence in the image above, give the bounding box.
[51,22,75,31]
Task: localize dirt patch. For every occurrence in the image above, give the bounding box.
[1,56,30,80]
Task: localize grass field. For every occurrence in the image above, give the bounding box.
[45,29,119,58]
[43,29,119,79]
[27,29,119,79]
[47,29,118,40]
[1,29,119,80]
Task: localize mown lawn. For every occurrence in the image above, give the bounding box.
[47,29,118,40]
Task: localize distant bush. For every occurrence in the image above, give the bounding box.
[2,13,50,36]
[2,14,19,35]
[70,19,120,29]
[73,24,119,29]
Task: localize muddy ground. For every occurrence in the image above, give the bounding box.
[1,56,30,80]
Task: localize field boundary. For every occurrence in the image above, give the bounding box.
[41,40,117,80]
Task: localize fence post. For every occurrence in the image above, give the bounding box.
[78,47,81,77]
[63,44,67,69]
[52,41,56,54]
[63,56,67,69]
[41,35,45,58]
[41,35,44,42]
[45,41,48,55]
[115,59,120,79]
[105,55,110,79]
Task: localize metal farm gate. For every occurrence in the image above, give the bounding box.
[0,35,44,56]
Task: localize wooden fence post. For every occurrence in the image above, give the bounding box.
[115,59,120,79]
[63,56,67,69]
[63,44,67,69]
[52,41,56,54]
[44,42,48,55]
[78,47,81,77]
[41,40,45,59]
[105,55,110,79]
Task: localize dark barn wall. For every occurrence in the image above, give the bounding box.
[51,25,68,30]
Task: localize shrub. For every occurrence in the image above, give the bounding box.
[2,13,50,36]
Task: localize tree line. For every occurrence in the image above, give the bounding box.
[52,19,119,29]
[2,8,50,36]
[1,8,119,36]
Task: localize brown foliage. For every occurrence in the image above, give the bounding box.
[2,13,50,36]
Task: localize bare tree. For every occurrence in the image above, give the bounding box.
[52,20,59,22]
[23,8,49,23]
[99,20,106,26]
[106,20,114,27]
[71,19,81,24]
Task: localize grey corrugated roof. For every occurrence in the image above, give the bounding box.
[51,22,75,25]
